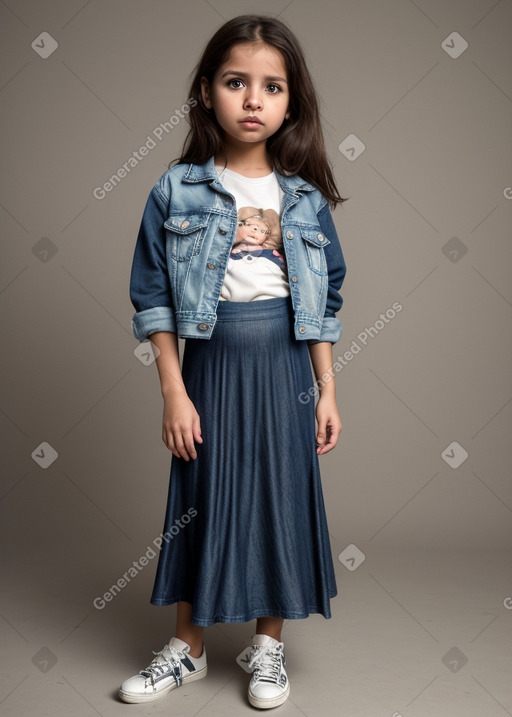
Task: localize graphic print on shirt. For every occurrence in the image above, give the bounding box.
[231,206,287,276]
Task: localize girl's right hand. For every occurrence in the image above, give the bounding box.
[162,390,203,461]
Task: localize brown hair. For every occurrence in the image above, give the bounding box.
[171,15,347,210]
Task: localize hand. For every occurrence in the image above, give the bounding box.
[263,235,283,252]
[162,390,203,461]
[315,394,342,455]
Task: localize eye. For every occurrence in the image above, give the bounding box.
[227,79,244,89]
[266,84,281,94]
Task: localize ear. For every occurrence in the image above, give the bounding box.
[200,76,213,109]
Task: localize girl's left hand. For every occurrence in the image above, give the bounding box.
[315,394,342,455]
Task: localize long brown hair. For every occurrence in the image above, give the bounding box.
[171,15,347,210]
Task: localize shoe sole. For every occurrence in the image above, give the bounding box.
[248,681,290,709]
[118,664,207,704]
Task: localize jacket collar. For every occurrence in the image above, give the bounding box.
[183,155,316,195]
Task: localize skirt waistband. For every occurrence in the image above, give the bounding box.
[215,295,293,321]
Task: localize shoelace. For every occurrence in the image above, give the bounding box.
[140,645,184,689]
[248,644,286,685]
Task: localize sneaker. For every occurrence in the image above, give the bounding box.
[247,634,290,709]
[119,637,207,703]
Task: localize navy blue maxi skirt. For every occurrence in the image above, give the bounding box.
[150,296,338,626]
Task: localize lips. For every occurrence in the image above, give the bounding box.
[240,116,263,125]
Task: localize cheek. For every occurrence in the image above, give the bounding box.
[215,91,237,112]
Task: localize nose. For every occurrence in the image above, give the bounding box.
[243,87,262,110]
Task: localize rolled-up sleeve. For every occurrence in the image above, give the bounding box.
[129,181,176,342]
[308,200,347,345]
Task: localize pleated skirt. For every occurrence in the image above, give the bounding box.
[150,296,338,626]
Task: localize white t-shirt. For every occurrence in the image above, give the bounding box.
[215,165,290,302]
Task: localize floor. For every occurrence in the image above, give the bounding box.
[1,547,511,716]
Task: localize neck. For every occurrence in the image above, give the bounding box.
[215,141,273,177]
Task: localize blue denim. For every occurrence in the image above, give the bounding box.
[129,156,346,343]
[150,297,338,625]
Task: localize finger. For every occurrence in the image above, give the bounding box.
[182,430,198,461]
[332,420,343,440]
[172,432,191,461]
[318,422,341,454]
[318,442,334,455]
[192,417,203,444]
[163,428,173,451]
[316,418,328,446]
[317,438,331,453]
[164,432,181,459]
[317,434,334,453]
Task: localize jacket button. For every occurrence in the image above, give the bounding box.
[207,262,215,269]
[218,228,227,235]
[286,230,294,239]
[317,233,324,242]
[291,275,298,282]
[180,220,190,229]
[198,323,209,330]
[298,325,306,334]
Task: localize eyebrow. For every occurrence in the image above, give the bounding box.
[220,70,288,84]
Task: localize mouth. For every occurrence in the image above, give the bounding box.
[240,116,263,126]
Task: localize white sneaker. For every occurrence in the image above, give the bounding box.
[119,637,207,703]
[247,634,290,709]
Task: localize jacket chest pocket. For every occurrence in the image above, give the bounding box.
[164,212,210,262]
[300,227,331,276]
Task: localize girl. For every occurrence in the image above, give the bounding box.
[120,14,347,711]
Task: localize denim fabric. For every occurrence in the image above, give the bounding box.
[129,156,346,344]
[150,297,338,626]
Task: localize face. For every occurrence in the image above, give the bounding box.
[238,216,270,245]
[200,42,290,149]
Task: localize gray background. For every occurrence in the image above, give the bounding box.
[1,1,511,716]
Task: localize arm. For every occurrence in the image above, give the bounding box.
[149,331,202,461]
[306,199,345,453]
[307,200,347,345]
[308,341,342,455]
[130,181,177,342]
[130,180,201,461]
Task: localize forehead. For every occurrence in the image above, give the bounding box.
[217,42,288,78]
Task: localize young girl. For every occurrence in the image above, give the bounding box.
[120,14,347,710]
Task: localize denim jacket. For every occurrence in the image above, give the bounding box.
[130,155,346,343]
